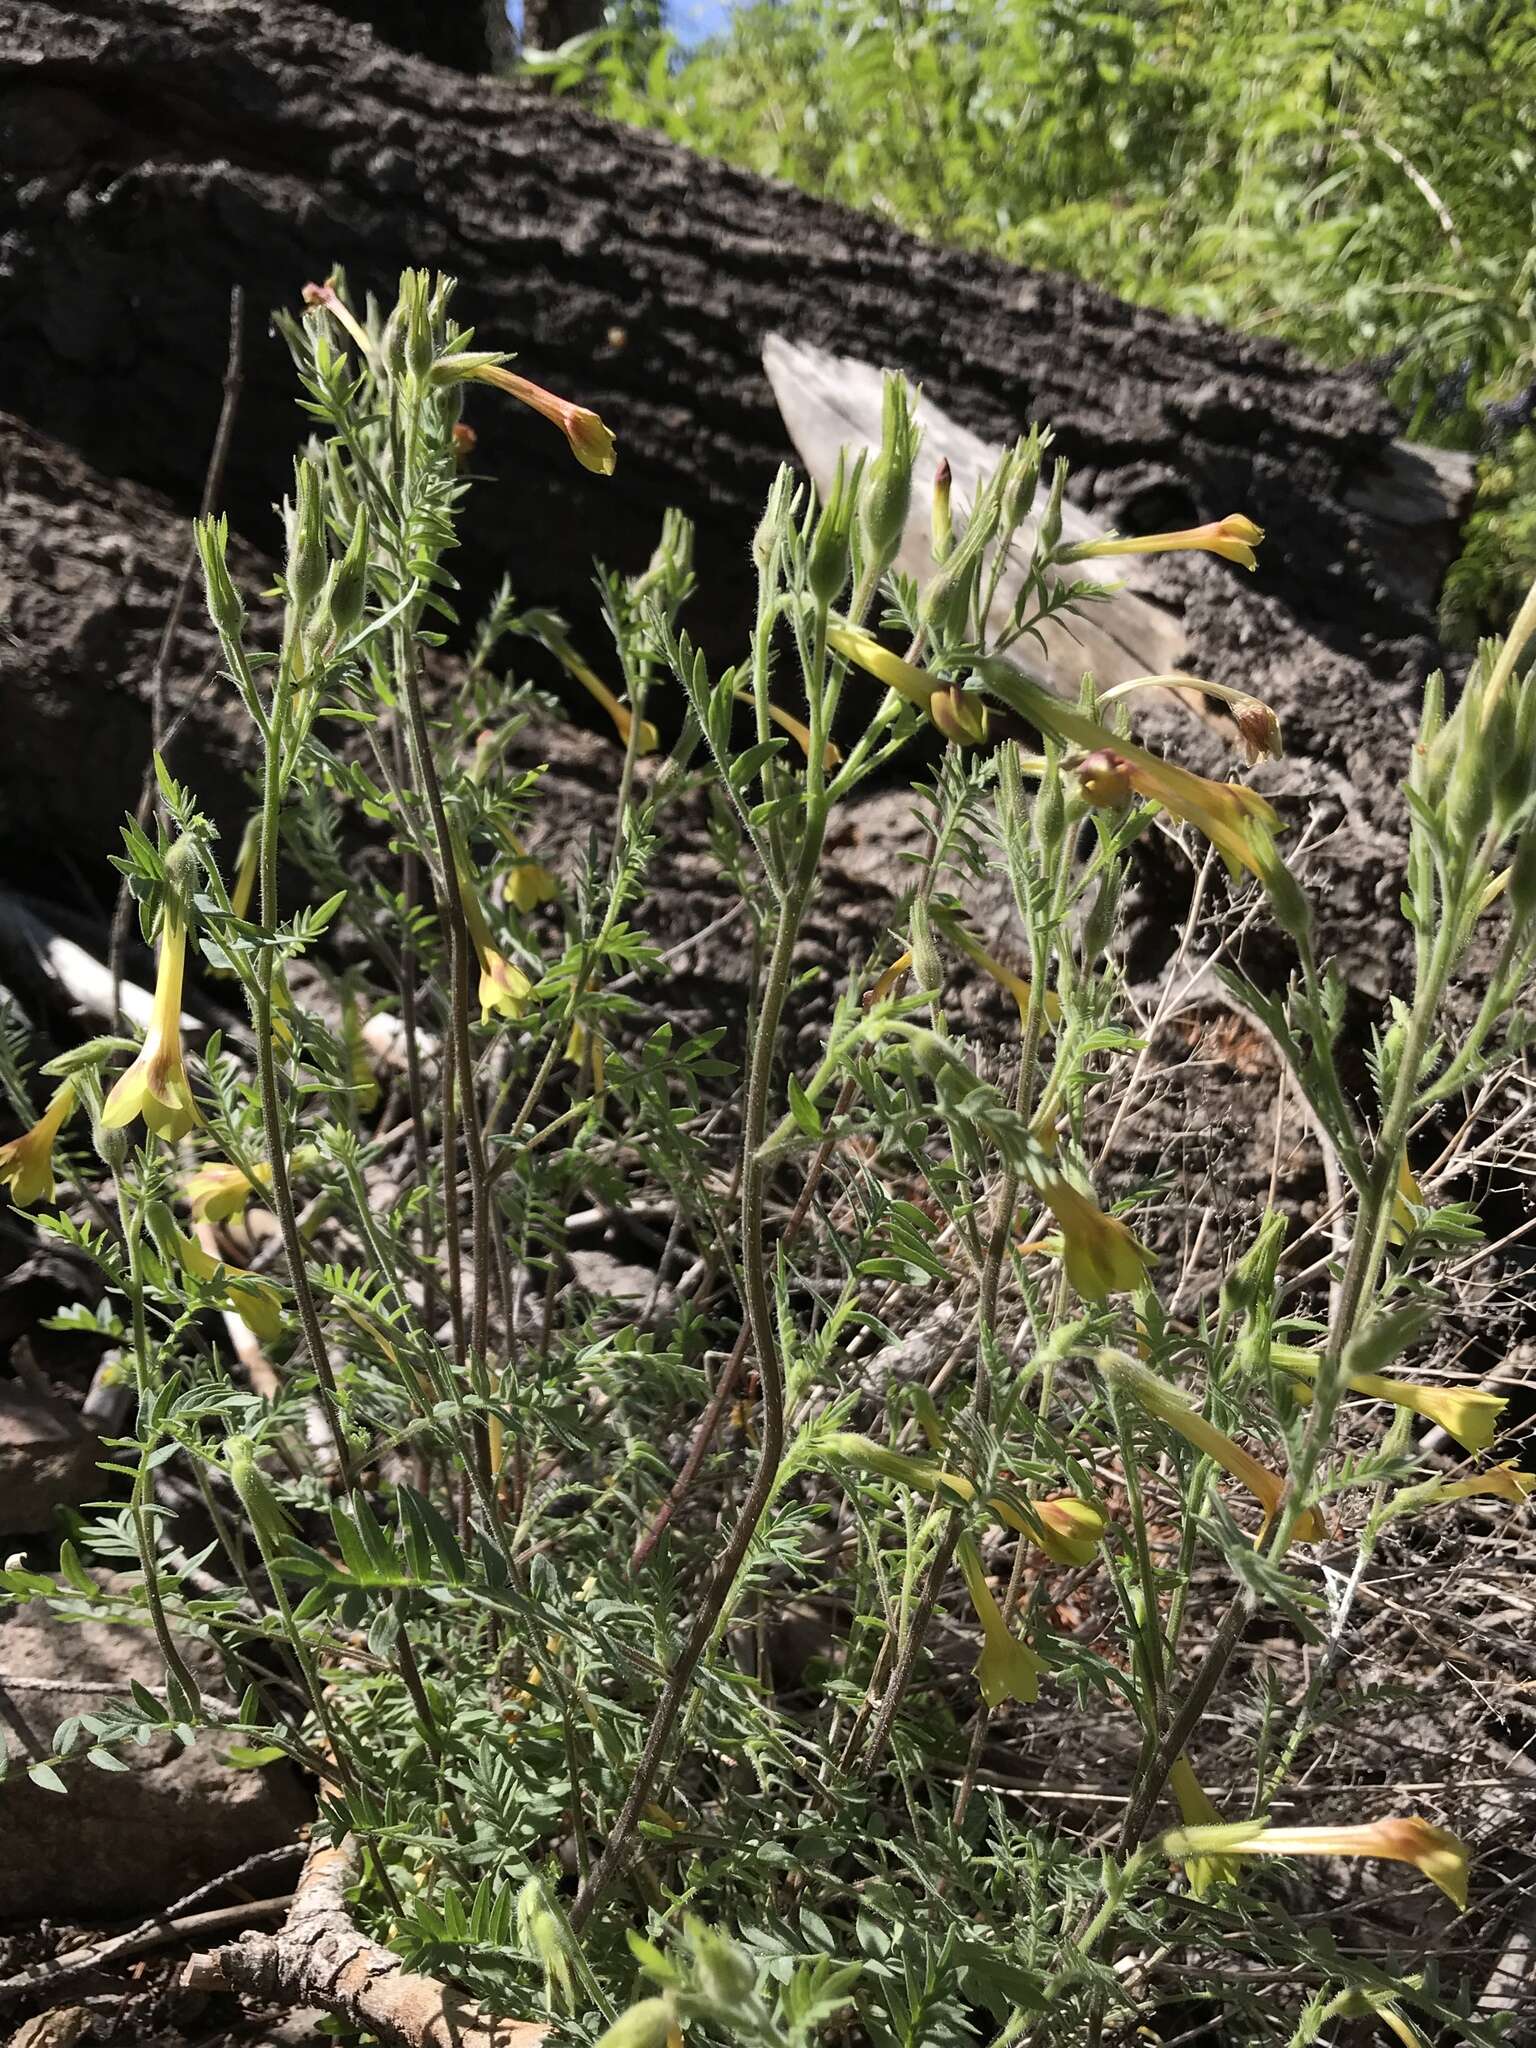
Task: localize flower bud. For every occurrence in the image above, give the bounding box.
[285,458,328,615]
[859,374,916,577]
[196,515,245,644]
[931,457,954,563]
[807,449,858,607]
[1080,869,1122,963]
[593,1999,676,2048]
[1506,824,1536,931]
[921,554,976,641]
[1038,459,1067,555]
[326,506,371,639]
[1031,749,1066,857]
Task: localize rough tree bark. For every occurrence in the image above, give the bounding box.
[0,0,1455,670]
[521,0,605,51]
[311,0,514,71]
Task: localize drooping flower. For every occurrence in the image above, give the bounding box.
[1077,746,1283,884]
[1096,672,1283,762]
[1407,1462,1536,1509]
[455,848,534,1024]
[566,1015,607,1095]
[527,616,657,754]
[956,1534,1047,1707]
[228,814,261,924]
[1161,1815,1469,1910]
[1041,1178,1155,1300]
[992,1491,1108,1565]
[434,355,616,474]
[826,623,989,746]
[186,1159,270,1225]
[502,831,560,914]
[1387,1158,1425,1246]
[731,687,843,772]
[1061,514,1265,573]
[340,980,381,1112]
[1168,1755,1239,1896]
[940,918,1063,1025]
[1097,1350,1326,1547]
[161,1214,285,1344]
[302,278,374,360]
[0,1081,78,1208]
[101,905,200,1141]
[1274,1344,1506,1456]
[821,1432,1105,1565]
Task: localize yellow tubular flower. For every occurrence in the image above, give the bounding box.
[1275,1345,1505,1456]
[186,1159,271,1225]
[731,688,843,772]
[455,848,534,1024]
[229,815,261,923]
[1162,1816,1469,1911]
[1097,673,1283,762]
[956,1535,1046,1707]
[558,646,657,754]
[302,278,374,360]
[1387,1158,1424,1246]
[826,622,935,708]
[1098,1350,1326,1547]
[464,363,616,475]
[1041,1179,1155,1300]
[864,949,915,1006]
[1412,1462,1536,1508]
[1168,1756,1239,1896]
[173,1224,285,1344]
[1063,514,1265,573]
[942,919,1062,1025]
[101,908,199,1141]
[341,983,381,1112]
[0,1081,78,1208]
[1077,745,1282,883]
[827,624,990,748]
[501,831,559,914]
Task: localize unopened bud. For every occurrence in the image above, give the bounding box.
[593,1999,676,2048]
[1081,870,1122,962]
[290,460,328,613]
[808,449,857,607]
[1032,750,1066,856]
[327,507,371,639]
[932,457,953,563]
[196,515,245,644]
[859,374,915,576]
[1038,459,1067,555]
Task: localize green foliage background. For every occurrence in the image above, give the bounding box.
[534,0,1536,636]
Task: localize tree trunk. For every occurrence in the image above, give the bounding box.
[309,0,514,71]
[521,0,605,52]
[0,0,1458,671]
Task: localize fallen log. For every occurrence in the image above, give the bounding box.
[766,334,1473,684]
[0,0,1470,676]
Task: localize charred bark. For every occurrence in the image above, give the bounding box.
[0,0,1449,671]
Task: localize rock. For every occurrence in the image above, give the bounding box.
[0,1386,98,1536]
[0,1591,309,1919]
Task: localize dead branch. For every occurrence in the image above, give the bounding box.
[182,1836,547,2048]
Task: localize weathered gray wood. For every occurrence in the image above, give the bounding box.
[766,334,1478,680]
[766,333,1192,693]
